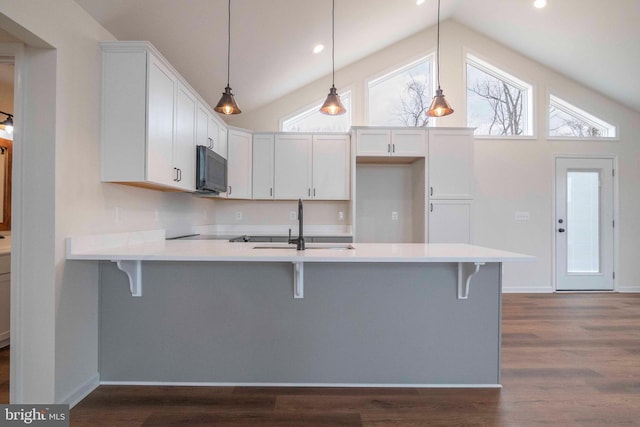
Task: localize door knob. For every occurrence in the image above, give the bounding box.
[558,228,565,233]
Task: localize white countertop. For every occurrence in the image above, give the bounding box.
[66,230,533,263]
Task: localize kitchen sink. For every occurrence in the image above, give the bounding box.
[252,243,355,250]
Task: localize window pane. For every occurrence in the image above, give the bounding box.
[282,92,351,132]
[567,171,600,273]
[368,58,432,127]
[549,95,616,138]
[467,63,529,136]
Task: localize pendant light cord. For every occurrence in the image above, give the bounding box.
[331,0,336,87]
[436,0,441,89]
[227,0,231,87]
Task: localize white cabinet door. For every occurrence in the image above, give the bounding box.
[196,103,210,148]
[392,129,426,156]
[428,128,474,199]
[356,128,391,156]
[174,83,197,191]
[208,116,219,153]
[274,134,312,199]
[428,200,472,244]
[217,125,228,159]
[227,129,253,199]
[146,56,177,187]
[252,134,274,199]
[312,135,350,200]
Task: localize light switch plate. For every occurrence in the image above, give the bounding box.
[289,211,297,221]
[391,211,399,221]
[515,211,530,221]
[235,211,243,221]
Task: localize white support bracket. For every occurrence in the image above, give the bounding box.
[114,260,142,297]
[293,262,304,299]
[457,262,485,300]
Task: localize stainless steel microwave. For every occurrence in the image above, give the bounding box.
[196,145,227,194]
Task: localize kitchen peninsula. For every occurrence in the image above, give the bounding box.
[67,230,532,387]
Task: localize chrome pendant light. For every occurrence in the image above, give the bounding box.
[214,0,241,115]
[319,0,346,115]
[427,0,454,118]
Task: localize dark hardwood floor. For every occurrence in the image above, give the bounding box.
[3,294,640,425]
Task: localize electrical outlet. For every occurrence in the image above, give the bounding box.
[338,211,344,221]
[289,211,297,221]
[391,211,399,221]
[515,211,530,221]
[235,211,243,221]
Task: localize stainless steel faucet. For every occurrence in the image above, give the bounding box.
[288,198,305,251]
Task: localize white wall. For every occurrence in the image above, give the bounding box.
[0,0,218,404]
[230,20,640,292]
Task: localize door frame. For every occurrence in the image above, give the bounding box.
[552,154,618,291]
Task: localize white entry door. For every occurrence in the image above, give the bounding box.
[555,158,614,291]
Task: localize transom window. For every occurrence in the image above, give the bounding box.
[281,91,352,132]
[366,56,433,127]
[549,95,616,138]
[466,54,533,136]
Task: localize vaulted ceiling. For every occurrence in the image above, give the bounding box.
[74,0,640,114]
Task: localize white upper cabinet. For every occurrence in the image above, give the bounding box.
[174,82,197,191]
[312,134,350,200]
[196,102,225,158]
[101,42,198,192]
[355,128,425,157]
[274,134,312,200]
[427,128,474,199]
[273,134,350,200]
[226,129,253,199]
[252,134,275,199]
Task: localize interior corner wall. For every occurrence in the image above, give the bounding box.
[230,19,640,292]
[1,0,219,404]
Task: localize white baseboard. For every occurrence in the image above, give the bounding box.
[502,287,553,293]
[59,373,100,408]
[101,380,501,389]
[617,286,640,293]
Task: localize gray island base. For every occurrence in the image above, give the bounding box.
[99,261,503,387]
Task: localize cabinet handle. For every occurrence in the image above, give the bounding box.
[177,168,182,182]
[173,167,179,182]
[387,143,391,153]
[229,185,232,195]
[430,203,433,212]
[430,187,433,196]
[313,188,316,197]
[308,188,311,197]
[392,144,395,153]
[207,137,213,149]
[270,188,273,197]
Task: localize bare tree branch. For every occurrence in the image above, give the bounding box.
[397,74,430,127]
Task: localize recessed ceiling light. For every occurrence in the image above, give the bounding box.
[533,0,547,8]
[416,0,426,5]
[313,44,325,54]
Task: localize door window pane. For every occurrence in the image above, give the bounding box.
[567,171,600,273]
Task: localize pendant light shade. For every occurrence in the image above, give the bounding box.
[215,0,241,115]
[0,111,13,134]
[427,0,454,118]
[320,86,346,115]
[427,88,454,117]
[215,85,241,115]
[320,0,346,116]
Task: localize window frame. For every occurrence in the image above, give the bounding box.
[465,52,536,139]
[364,53,435,127]
[279,87,353,133]
[547,94,618,140]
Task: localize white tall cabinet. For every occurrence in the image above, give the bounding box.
[101,42,197,192]
[427,128,475,244]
